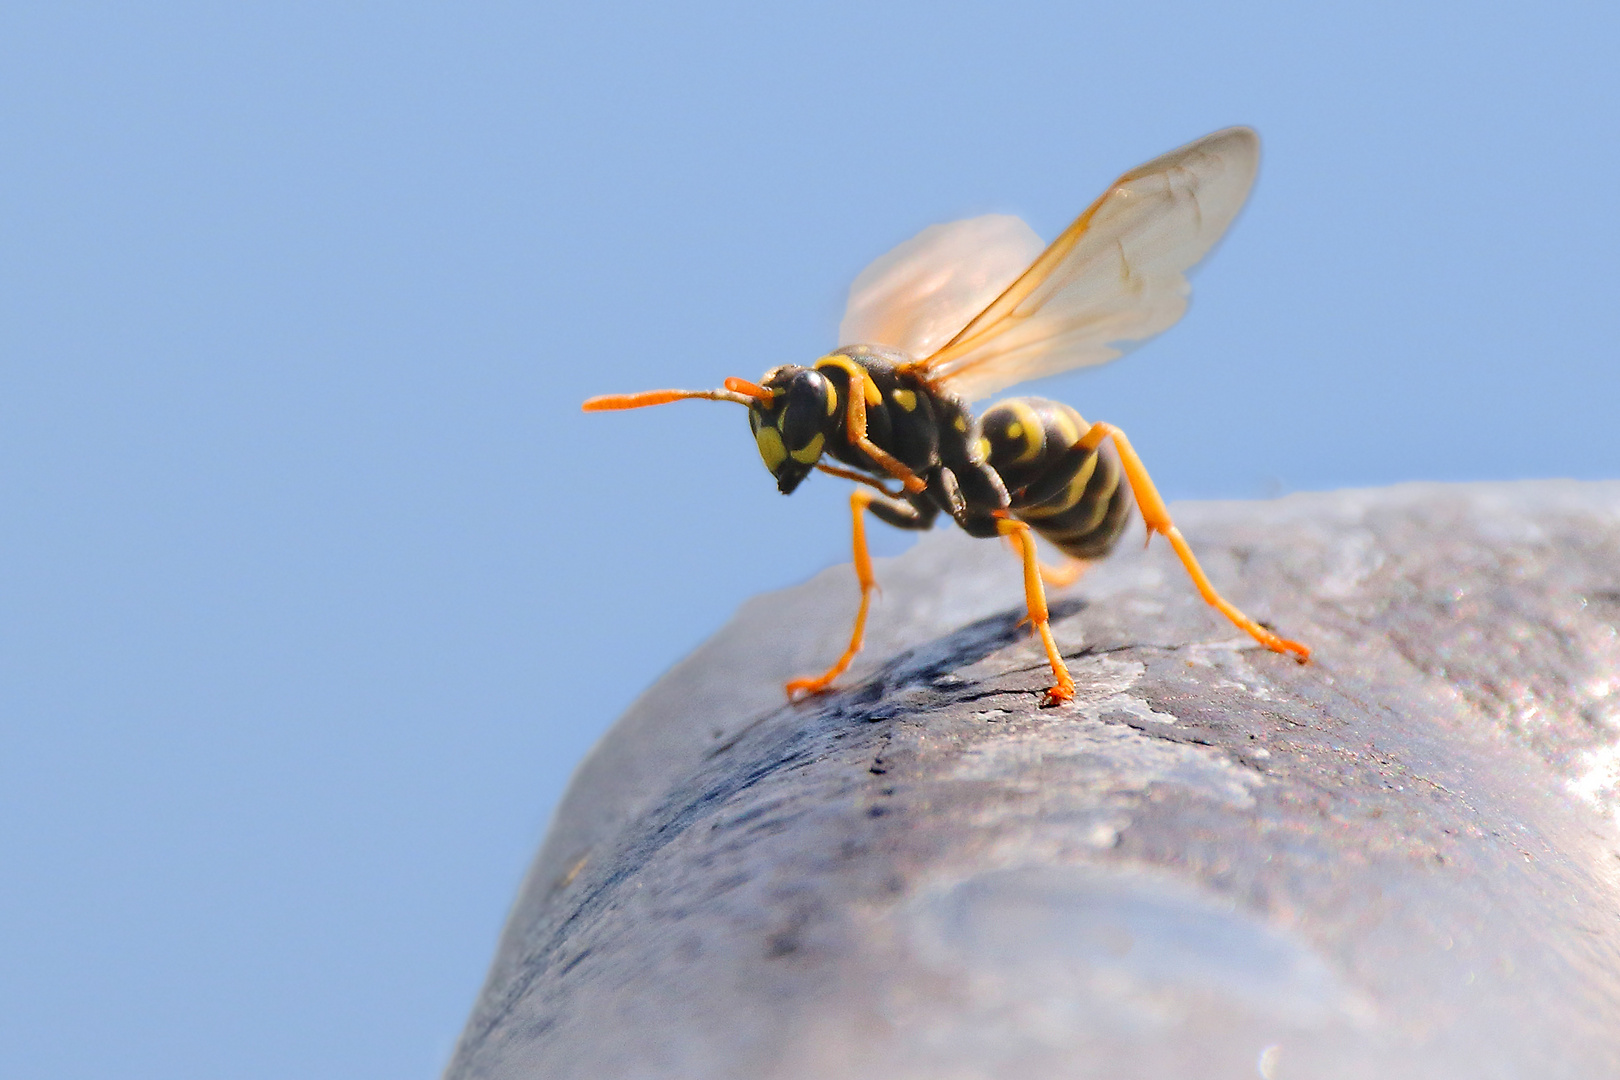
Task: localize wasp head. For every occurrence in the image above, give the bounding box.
[747,365,836,494]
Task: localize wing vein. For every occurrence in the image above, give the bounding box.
[897,126,1260,402]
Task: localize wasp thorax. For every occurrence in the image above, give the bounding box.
[747,366,836,494]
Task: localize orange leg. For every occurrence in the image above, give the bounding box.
[1000,535,1088,588]
[1039,556,1087,589]
[815,462,903,499]
[995,515,1076,705]
[786,490,879,699]
[1079,421,1311,662]
[840,367,927,494]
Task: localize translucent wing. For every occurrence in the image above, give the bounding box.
[838,214,1045,360]
[917,127,1260,402]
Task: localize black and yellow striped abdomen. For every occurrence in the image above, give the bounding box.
[979,397,1133,560]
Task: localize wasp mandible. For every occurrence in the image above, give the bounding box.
[585,127,1310,705]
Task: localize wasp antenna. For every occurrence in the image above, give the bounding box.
[723,376,775,402]
[582,387,756,412]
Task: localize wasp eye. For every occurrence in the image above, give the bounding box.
[779,371,830,453]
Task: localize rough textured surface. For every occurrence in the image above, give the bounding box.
[447,481,1620,1080]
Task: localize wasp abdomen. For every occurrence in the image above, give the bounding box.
[980,398,1132,560]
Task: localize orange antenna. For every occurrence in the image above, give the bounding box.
[722,377,774,402]
[582,383,764,412]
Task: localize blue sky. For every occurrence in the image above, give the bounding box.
[2,2,1616,1077]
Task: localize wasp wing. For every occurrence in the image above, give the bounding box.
[916,127,1260,402]
[838,214,1045,360]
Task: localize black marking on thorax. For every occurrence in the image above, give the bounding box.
[815,348,942,476]
[816,346,1012,535]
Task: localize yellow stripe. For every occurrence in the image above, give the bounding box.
[1017,452,1098,520]
[1050,405,1084,447]
[814,354,881,406]
[1007,400,1044,464]
[1060,460,1123,536]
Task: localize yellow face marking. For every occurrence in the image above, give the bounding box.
[814,354,881,406]
[825,383,838,415]
[954,416,968,432]
[973,437,991,462]
[789,432,825,464]
[755,425,787,471]
[891,388,917,412]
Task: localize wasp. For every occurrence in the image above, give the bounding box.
[585,127,1309,705]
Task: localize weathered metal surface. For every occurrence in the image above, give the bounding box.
[447,481,1620,1080]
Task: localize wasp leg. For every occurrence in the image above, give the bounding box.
[996,535,1085,588]
[842,368,928,495]
[1039,555,1087,588]
[785,490,935,700]
[815,462,903,499]
[1079,422,1311,662]
[994,515,1076,705]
